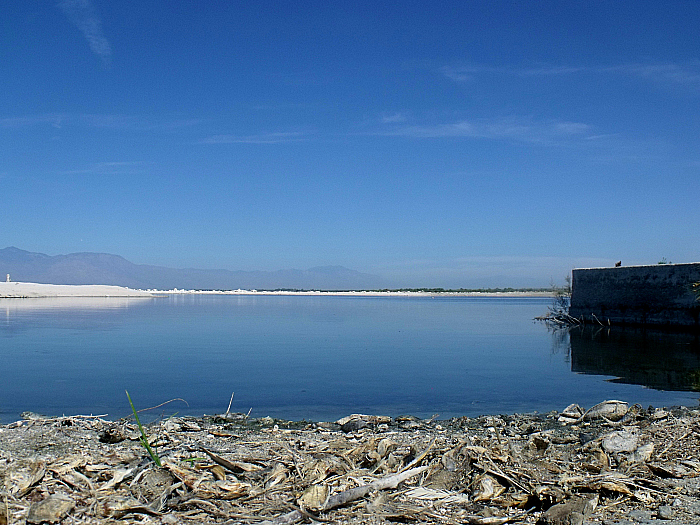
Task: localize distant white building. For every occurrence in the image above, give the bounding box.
[5,274,9,282]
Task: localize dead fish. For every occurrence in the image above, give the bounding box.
[210,465,227,481]
[629,443,654,464]
[195,479,251,499]
[164,461,250,499]
[472,474,506,502]
[558,403,584,424]
[378,438,398,458]
[582,400,628,422]
[27,494,75,524]
[265,463,289,488]
[100,495,161,519]
[648,463,694,479]
[336,414,391,427]
[465,516,521,525]
[12,461,46,497]
[97,466,137,493]
[404,487,471,505]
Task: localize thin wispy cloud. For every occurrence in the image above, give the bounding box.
[58,0,112,65]
[439,64,586,81]
[553,122,590,135]
[0,114,66,128]
[380,112,409,124]
[60,161,149,175]
[376,116,592,144]
[0,113,202,132]
[1,113,139,130]
[198,131,309,144]
[522,63,700,86]
[605,63,700,86]
[442,62,700,89]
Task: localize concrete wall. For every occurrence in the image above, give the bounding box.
[569,263,700,329]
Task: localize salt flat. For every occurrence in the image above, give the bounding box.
[0,281,154,297]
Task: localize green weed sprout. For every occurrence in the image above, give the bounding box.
[126,390,162,467]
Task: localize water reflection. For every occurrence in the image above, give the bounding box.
[569,327,700,391]
[0,297,154,335]
[0,297,154,311]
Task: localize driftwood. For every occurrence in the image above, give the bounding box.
[323,465,428,509]
[259,466,429,525]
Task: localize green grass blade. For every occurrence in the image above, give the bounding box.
[126,390,162,467]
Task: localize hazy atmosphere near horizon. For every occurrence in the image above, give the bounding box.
[2,1,699,288]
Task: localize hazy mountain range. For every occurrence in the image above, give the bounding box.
[0,247,388,291]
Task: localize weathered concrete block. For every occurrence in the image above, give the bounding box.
[569,263,700,329]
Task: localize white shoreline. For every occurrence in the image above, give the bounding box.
[0,282,554,299]
[151,289,554,297]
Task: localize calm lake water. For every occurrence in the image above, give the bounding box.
[1,295,699,423]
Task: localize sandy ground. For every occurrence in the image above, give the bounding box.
[0,282,155,298]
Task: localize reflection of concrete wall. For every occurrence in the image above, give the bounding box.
[569,263,700,329]
[569,328,700,391]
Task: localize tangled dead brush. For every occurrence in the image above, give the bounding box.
[2,401,700,524]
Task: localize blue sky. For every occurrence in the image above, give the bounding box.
[1,1,699,287]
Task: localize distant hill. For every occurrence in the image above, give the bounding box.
[0,247,387,291]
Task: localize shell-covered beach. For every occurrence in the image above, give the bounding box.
[2,401,700,525]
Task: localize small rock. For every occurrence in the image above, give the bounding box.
[579,431,597,444]
[314,421,340,431]
[657,505,674,520]
[628,509,651,521]
[341,419,368,432]
[298,484,328,511]
[602,429,638,455]
[651,409,670,421]
[27,494,75,524]
[537,495,598,525]
[530,432,551,452]
[20,411,46,420]
[99,426,126,444]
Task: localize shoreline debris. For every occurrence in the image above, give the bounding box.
[2,401,700,524]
